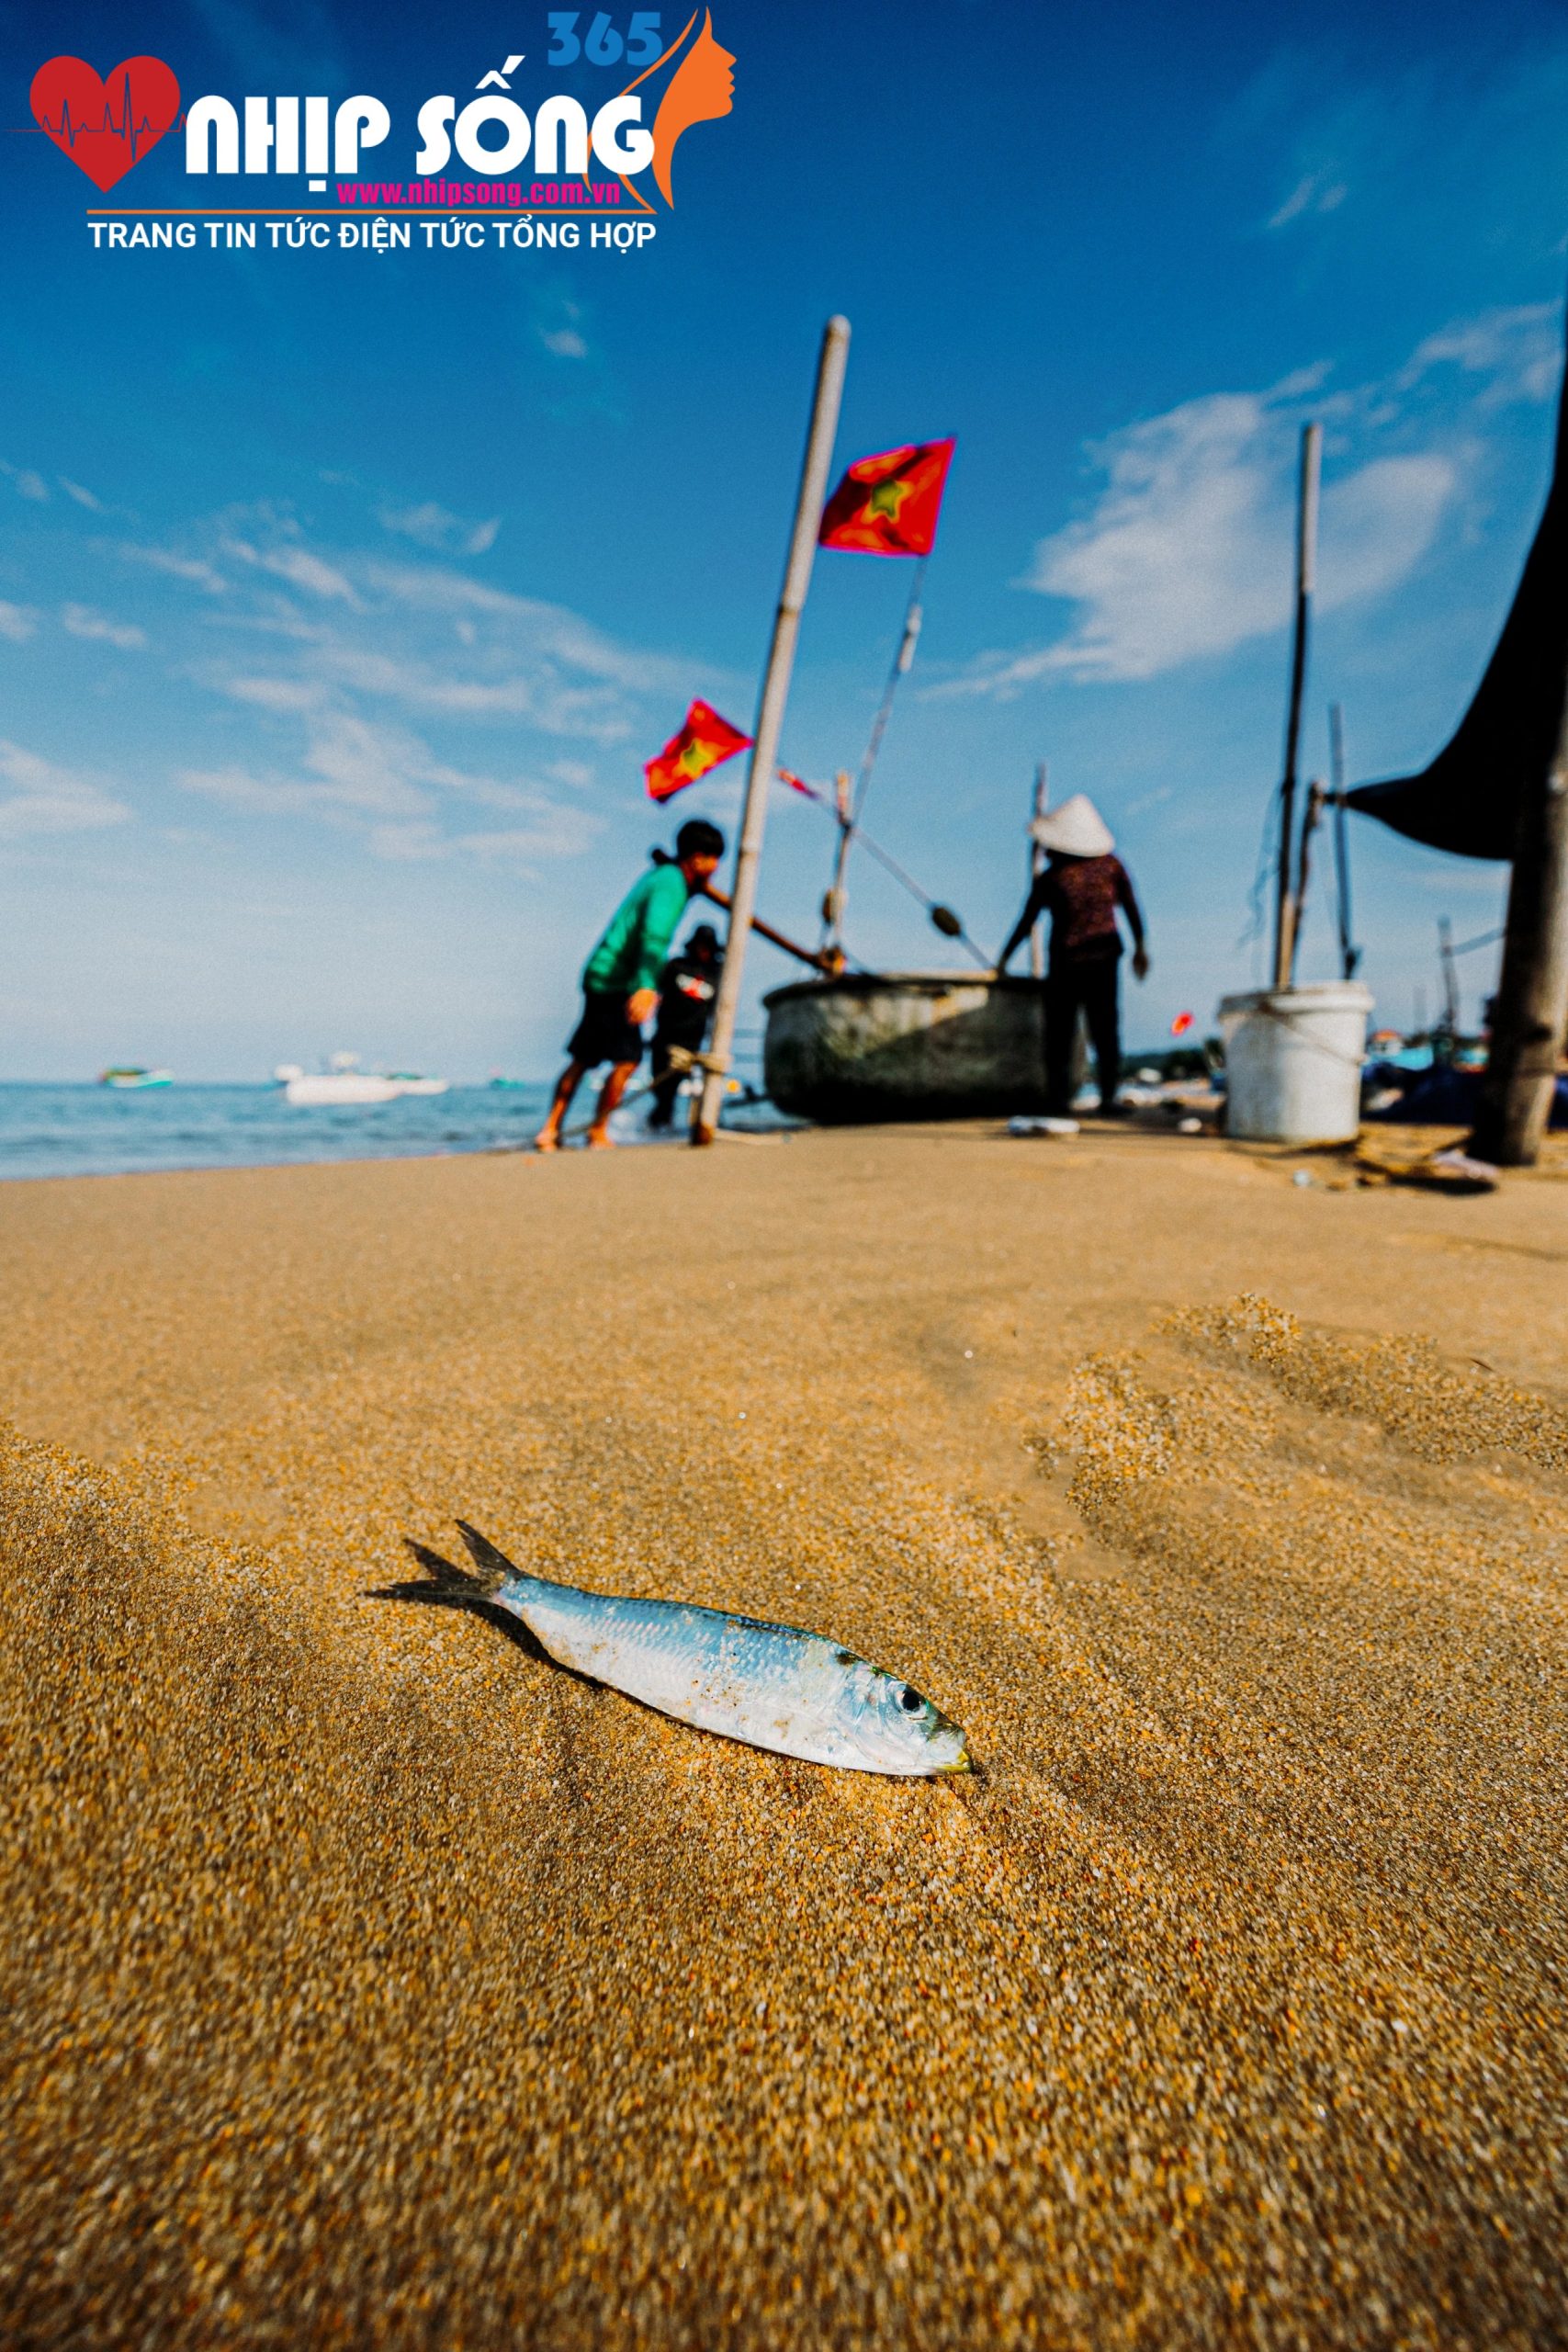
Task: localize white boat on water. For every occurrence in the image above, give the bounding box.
[274,1056,449,1107]
[98,1066,173,1089]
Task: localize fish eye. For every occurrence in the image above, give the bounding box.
[897,1687,923,1714]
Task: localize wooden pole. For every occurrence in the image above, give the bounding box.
[1273,423,1322,990]
[1329,702,1359,979]
[694,315,850,1146]
[1469,727,1568,1166]
[821,769,852,945]
[1438,917,1461,1042]
[1029,762,1047,980]
[1292,780,1326,979]
[697,880,835,974]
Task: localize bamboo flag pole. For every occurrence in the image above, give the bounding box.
[1273,423,1322,990]
[693,316,851,1147]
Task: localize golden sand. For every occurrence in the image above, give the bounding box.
[2,1123,1566,2347]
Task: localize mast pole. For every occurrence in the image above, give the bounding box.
[1329,702,1359,979]
[694,314,850,1147]
[1273,422,1322,990]
[823,558,928,957]
[1029,761,1047,981]
[821,770,852,949]
[1438,917,1461,1043]
[1294,780,1326,977]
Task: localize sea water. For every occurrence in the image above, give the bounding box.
[0,1083,790,1182]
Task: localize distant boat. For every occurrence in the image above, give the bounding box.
[98,1067,173,1090]
[273,1056,448,1107]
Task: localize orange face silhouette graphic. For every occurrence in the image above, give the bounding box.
[615,10,735,209]
[650,13,735,205]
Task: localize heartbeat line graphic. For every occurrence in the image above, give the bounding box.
[36,74,177,165]
[30,55,182,192]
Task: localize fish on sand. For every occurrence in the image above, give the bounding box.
[407,1521,974,1778]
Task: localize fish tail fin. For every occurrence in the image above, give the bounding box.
[401,1528,507,1598]
[454,1520,524,1594]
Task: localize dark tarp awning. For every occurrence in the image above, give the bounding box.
[1345,316,1568,861]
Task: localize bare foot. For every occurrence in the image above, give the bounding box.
[533,1129,560,1153]
[584,1128,615,1150]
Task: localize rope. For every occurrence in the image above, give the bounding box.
[841,828,991,968]
[1449,924,1505,958]
[1240,994,1369,1072]
[558,1045,748,1143]
[818,560,930,959]
[787,763,989,967]
[1240,779,1283,968]
[850,556,928,839]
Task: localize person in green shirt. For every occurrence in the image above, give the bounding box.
[535,818,727,1150]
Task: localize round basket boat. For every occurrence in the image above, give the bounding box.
[762,971,1048,1124]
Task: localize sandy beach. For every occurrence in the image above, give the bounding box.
[3,1120,1566,2348]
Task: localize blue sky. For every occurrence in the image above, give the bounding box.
[3,0,1567,1079]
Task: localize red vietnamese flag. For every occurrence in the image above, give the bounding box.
[818,437,954,557]
[644,698,752,801]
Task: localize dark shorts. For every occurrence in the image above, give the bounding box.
[567,989,644,1070]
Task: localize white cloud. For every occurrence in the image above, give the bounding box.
[183,712,434,822]
[1397,304,1560,408]
[179,682,605,859]
[1269,168,1348,230]
[181,735,600,867]
[178,764,321,816]
[116,542,229,594]
[218,674,326,713]
[0,740,131,838]
[222,534,358,603]
[6,467,49,503]
[536,296,590,362]
[939,319,1506,695]
[967,395,1454,686]
[60,478,104,511]
[368,809,601,866]
[68,502,707,866]
[62,604,149,650]
[378,501,502,556]
[0,601,37,642]
[301,711,431,816]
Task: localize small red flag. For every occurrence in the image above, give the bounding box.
[644,699,752,802]
[1171,1011,1195,1037]
[818,437,954,557]
[776,766,823,801]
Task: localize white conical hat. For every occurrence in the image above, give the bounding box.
[1030,793,1114,857]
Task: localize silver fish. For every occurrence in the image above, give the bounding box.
[411,1521,974,1779]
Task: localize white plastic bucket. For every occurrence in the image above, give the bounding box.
[1218,982,1372,1144]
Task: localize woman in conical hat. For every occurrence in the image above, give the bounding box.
[997,795,1149,1117]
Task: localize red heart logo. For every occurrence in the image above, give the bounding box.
[30,55,181,194]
